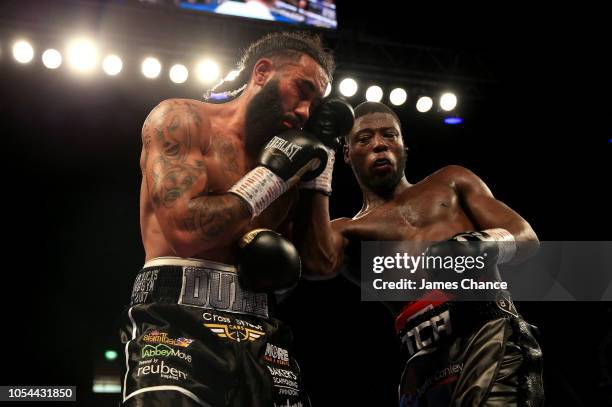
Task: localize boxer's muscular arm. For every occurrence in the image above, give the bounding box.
[442,165,539,264]
[292,190,347,279]
[142,99,251,257]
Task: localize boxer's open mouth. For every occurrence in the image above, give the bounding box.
[373,158,392,168]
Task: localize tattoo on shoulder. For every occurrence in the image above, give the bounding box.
[146,101,206,209]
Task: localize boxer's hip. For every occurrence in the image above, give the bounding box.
[119,257,309,407]
[397,293,544,406]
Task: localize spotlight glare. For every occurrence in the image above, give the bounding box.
[416,96,433,113]
[197,59,220,84]
[170,64,189,84]
[103,55,123,76]
[67,39,98,72]
[440,92,458,111]
[365,85,383,102]
[104,350,118,361]
[339,78,358,97]
[42,49,62,69]
[142,57,162,79]
[224,69,240,82]
[443,117,463,125]
[13,40,34,63]
[389,88,407,106]
[324,82,332,97]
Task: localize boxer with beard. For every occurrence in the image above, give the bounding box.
[119,31,354,407]
[295,101,545,406]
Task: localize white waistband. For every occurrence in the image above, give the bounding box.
[143,257,237,272]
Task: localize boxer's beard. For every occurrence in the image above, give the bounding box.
[245,79,286,155]
[357,150,407,194]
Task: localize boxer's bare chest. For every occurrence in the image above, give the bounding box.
[339,178,475,242]
[203,133,296,230]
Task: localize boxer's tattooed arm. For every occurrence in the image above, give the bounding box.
[143,99,250,249]
[147,101,206,209]
[151,158,205,208]
[183,195,250,240]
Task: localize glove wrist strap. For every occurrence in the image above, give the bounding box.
[482,228,517,264]
[300,147,335,195]
[229,166,287,218]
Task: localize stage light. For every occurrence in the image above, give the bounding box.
[443,117,463,125]
[324,82,332,97]
[93,383,121,394]
[389,88,407,106]
[416,96,433,113]
[365,85,383,102]
[102,55,123,76]
[142,57,161,79]
[197,59,220,84]
[13,40,34,63]
[42,49,62,69]
[67,38,97,72]
[339,78,358,97]
[440,92,458,111]
[169,64,189,84]
[104,350,118,361]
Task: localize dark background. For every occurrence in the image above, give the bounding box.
[1,1,611,405]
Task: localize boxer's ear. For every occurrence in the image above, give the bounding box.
[252,58,274,86]
[343,141,350,164]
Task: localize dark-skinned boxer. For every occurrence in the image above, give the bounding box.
[119,31,354,407]
[294,102,544,406]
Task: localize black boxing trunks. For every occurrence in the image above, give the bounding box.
[396,291,544,406]
[119,257,310,407]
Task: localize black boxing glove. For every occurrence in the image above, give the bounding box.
[237,229,301,293]
[229,129,328,217]
[426,229,517,273]
[300,98,354,194]
[304,97,355,148]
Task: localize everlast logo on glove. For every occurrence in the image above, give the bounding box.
[265,136,303,161]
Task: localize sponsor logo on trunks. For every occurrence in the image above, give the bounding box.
[204,323,265,342]
[278,388,299,397]
[496,291,519,317]
[415,363,463,397]
[179,267,269,317]
[267,366,299,393]
[400,305,452,356]
[274,400,303,407]
[131,269,159,304]
[141,344,192,363]
[264,343,290,366]
[136,360,188,381]
[265,136,303,161]
[203,312,266,342]
[142,330,194,348]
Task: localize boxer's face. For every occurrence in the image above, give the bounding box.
[245,54,328,154]
[344,112,406,191]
